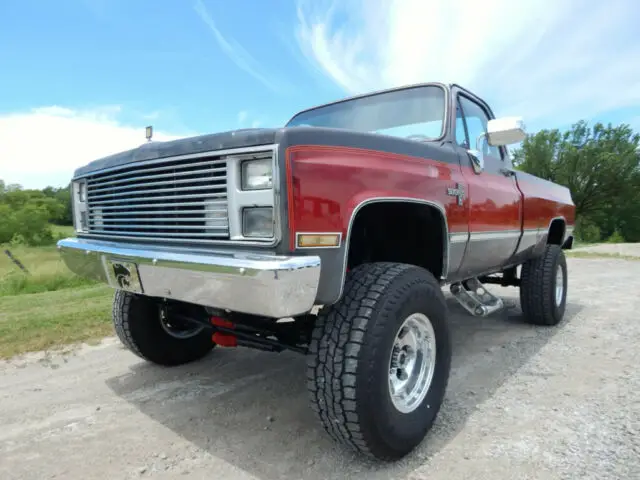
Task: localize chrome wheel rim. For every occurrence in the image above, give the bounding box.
[555,266,564,306]
[388,313,436,414]
[160,310,204,340]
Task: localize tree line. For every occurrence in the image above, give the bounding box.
[0,180,72,246]
[512,120,640,243]
[1,120,638,247]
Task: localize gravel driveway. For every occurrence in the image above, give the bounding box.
[574,242,640,257]
[1,257,639,480]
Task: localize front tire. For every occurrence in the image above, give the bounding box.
[519,244,568,326]
[306,262,452,461]
[112,290,215,366]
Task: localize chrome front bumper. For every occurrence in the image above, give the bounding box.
[57,237,321,318]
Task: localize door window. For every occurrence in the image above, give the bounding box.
[455,99,469,149]
[457,95,502,160]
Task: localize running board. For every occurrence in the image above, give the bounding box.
[450,278,504,317]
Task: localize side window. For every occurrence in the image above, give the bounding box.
[455,100,469,149]
[458,95,502,160]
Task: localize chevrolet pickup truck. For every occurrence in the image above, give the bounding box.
[58,82,576,461]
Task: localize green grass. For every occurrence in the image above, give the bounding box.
[0,244,98,296]
[50,224,75,238]
[0,240,115,358]
[0,285,114,359]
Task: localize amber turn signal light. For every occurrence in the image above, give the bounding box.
[297,233,342,248]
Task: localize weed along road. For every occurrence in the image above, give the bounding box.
[1,256,638,480]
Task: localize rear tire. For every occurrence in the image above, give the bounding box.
[306,262,452,461]
[112,290,215,366]
[519,244,568,326]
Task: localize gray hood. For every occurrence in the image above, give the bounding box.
[73,125,455,178]
[73,128,282,177]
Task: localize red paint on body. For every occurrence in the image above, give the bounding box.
[515,178,576,230]
[285,145,468,249]
[459,164,522,232]
[285,145,575,251]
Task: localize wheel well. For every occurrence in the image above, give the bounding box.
[346,202,445,279]
[547,219,566,245]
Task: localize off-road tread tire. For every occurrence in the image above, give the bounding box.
[113,290,214,366]
[306,262,451,461]
[520,244,567,326]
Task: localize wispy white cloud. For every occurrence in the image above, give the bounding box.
[141,110,161,121]
[0,106,189,189]
[236,110,265,129]
[295,0,640,130]
[194,0,289,93]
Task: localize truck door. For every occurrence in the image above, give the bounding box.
[453,90,523,278]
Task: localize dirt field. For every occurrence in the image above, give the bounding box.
[1,256,639,480]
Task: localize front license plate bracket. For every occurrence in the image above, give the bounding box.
[103,258,144,293]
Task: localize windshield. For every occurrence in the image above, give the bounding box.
[286,85,446,140]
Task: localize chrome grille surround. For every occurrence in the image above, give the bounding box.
[76,145,279,246]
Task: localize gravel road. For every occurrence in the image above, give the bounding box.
[574,242,640,258]
[1,257,639,480]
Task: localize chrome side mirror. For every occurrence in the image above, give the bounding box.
[487,117,526,146]
[468,149,484,174]
[467,132,486,174]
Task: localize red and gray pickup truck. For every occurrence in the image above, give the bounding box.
[58,82,576,461]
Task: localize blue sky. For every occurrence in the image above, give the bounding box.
[1,0,639,189]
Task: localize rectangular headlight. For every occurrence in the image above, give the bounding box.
[241,158,273,190]
[72,180,88,233]
[242,207,273,238]
[78,181,87,202]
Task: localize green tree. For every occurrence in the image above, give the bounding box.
[512,121,640,242]
[41,184,72,224]
[0,180,71,246]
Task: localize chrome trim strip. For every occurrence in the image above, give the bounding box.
[79,232,273,247]
[88,215,228,223]
[86,200,228,211]
[449,232,469,244]
[468,230,522,241]
[295,232,343,249]
[337,197,449,302]
[88,181,227,200]
[57,237,320,318]
[88,164,227,189]
[84,228,228,236]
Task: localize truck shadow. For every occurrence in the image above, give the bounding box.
[105,288,583,480]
